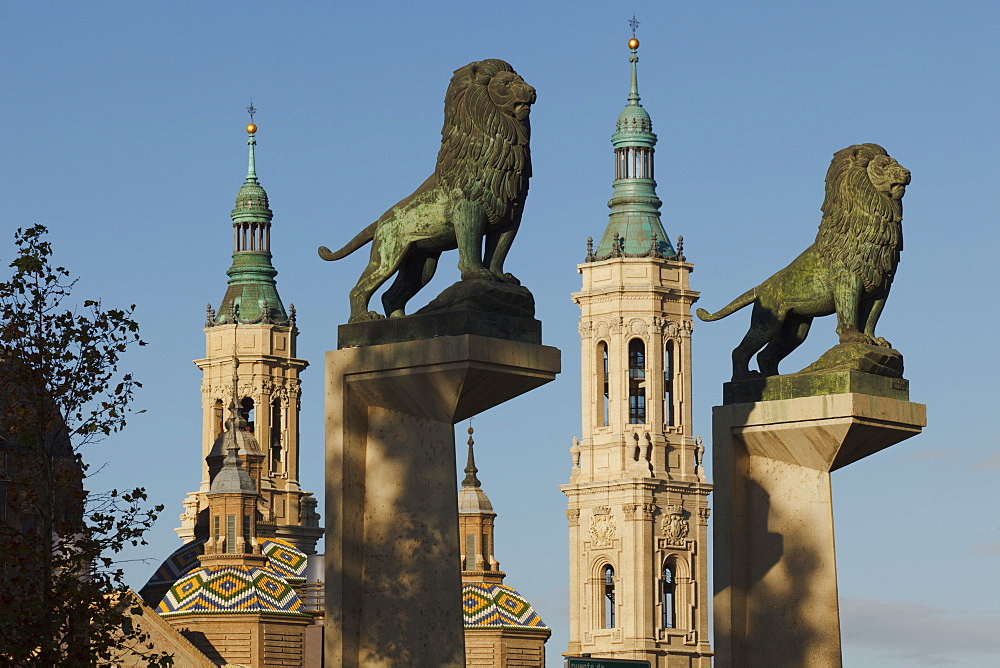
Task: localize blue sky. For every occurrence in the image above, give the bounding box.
[3,2,998,665]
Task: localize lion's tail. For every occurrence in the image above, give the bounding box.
[696,288,757,322]
[317,221,378,262]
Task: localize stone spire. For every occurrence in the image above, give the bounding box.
[458,426,493,515]
[211,116,290,326]
[593,35,674,260]
[458,425,550,656]
[206,350,265,489]
[209,442,257,496]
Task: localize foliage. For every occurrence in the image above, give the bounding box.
[0,225,171,666]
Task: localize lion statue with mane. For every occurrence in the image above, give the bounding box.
[697,143,911,380]
[318,59,535,323]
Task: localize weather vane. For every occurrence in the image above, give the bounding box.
[629,13,640,37]
[247,100,257,123]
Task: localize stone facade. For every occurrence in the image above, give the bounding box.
[560,37,712,667]
[181,319,321,553]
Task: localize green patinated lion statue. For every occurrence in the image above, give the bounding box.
[318,59,535,323]
[697,143,911,380]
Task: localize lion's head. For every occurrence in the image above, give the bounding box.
[436,59,535,225]
[818,143,909,291]
[867,153,911,201]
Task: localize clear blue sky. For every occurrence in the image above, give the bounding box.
[3,2,998,665]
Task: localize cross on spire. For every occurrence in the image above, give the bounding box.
[629,14,640,37]
[247,99,257,123]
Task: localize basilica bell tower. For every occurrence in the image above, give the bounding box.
[560,34,712,666]
[176,118,322,554]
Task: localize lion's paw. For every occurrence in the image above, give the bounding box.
[872,336,892,348]
[499,272,521,286]
[349,311,384,323]
[461,268,502,282]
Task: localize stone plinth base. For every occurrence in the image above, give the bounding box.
[723,369,909,405]
[325,335,560,668]
[713,393,925,668]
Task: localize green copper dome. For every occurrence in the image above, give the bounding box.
[593,40,674,260]
[615,104,653,136]
[233,182,270,218]
[209,126,291,327]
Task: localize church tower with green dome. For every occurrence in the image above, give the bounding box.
[176,119,322,556]
[561,32,713,667]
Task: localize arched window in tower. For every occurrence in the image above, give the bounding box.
[214,399,225,436]
[270,399,283,474]
[628,338,646,424]
[598,342,610,427]
[662,563,676,628]
[241,397,255,433]
[225,514,237,554]
[603,565,616,628]
[664,340,675,427]
[465,533,476,570]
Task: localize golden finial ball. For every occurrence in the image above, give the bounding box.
[246,123,257,134]
[628,37,640,50]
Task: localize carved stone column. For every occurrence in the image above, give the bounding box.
[325,334,559,668]
[713,391,925,668]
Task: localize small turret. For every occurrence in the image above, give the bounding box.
[593,35,674,260]
[206,353,265,488]
[211,112,290,326]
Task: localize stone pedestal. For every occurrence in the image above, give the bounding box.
[325,334,560,668]
[713,392,925,668]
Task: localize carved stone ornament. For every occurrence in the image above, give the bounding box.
[595,320,609,338]
[565,508,581,526]
[589,513,616,548]
[578,320,593,338]
[623,502,656,520]
[629,318,647,336]
[658,317,680,340]
[662,505,690,546]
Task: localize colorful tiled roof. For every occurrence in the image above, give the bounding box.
[141,538,309,606]
[158,565,306,617]
[259,538,307,583]
[139,539,207,605]
[462,583,548,629]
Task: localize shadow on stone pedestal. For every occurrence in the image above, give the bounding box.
[713,371,925,668]
[325,331,560,668]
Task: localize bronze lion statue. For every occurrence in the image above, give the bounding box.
[697,143,910,380]
[319,59,535,323]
